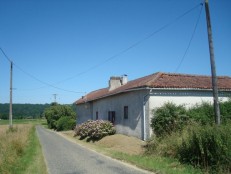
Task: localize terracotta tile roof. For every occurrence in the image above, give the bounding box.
[75,72,231,104]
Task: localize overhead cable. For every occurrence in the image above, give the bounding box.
[0,2,203,92]
[175,2,204,72]
[0,47,85,93]
[55,2,204,84]
[0,47,12,62]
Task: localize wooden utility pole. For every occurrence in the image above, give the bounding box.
[205,0,220,125]
[9,61,13,128]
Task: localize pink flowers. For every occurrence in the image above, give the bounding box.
[74,120,116,140]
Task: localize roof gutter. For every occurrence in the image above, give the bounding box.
[76,87,231,104]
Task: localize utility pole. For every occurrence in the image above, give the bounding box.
[53,94,58,103]
[205,0,220,125]
[9,61,13,128]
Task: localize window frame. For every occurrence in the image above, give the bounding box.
[124,106,128,119]
[96,111,98,120]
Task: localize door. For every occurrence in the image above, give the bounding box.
[108,111,115,124]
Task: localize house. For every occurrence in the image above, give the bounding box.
[74,72,231,140]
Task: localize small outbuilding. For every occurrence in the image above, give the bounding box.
[74,72,231,140]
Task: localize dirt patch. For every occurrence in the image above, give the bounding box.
[61,131,146,155]
[96,134,146,155]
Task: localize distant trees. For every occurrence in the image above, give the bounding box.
[0,103,50,119]
[44,103,76,131]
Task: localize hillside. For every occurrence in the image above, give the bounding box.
[0,103,50,119]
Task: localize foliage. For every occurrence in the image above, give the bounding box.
[151,100,231,138]
[56,117,76,131]
[177,123,231,173]
[187,102,214,125]
[187,99,231,125]
[74,120,116,140]
[150,102,188,137]
[220,99,231,123]
[0,103,50,119]
[148,100,231,173]
[145,131,184,158]
[44,104,76,130]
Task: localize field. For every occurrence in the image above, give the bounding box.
[0,118,47,125]
[0,119,47,174]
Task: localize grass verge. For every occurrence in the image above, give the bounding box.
[110,152,202,174]
[0,124,47,174]
[0,119,47,125]
[61,131,202,174]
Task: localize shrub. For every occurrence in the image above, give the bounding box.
[74,120,116,140]
[177,124,231,173]
[56,116,76,131]
[145,133,180,158]
[151,102,188,137]
[220,99,231,123]
[187,102,214,125]
[44,104,76,130]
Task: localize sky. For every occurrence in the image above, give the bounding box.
[0,0,230,104]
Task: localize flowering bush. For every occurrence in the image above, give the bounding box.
[74,120,116,140]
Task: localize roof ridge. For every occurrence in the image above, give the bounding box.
[162,72,231,79]
[122,72,162,88]
[145,72,163,86]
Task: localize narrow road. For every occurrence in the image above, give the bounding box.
[36,126,151,174]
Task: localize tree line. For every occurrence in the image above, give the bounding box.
[0,103,76,119]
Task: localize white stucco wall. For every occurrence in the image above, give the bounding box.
[149,90,229,109]
[91,90,148,139]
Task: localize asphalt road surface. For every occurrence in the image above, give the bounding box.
[36,126,151,174]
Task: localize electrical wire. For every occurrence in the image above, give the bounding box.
[55,2,203,84]
[175,2,203,72]
[0,47,12,62]
[0,2,203,92]
[14,63,85,93]
[0,48,85,94]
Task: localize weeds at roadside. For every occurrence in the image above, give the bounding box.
[0,124,47,174]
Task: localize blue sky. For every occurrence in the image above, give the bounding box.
[0,0,230,104]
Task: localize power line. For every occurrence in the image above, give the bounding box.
[0,47,12,62]
[0,3,202,92]
[54,2,203,84]
[0,47,85,94]
[175,2,203,72]
[14,63,85,93]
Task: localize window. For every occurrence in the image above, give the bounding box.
[96,111,98,120]
[108,111,115,124]
[124,106,128,119]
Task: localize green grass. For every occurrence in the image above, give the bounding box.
[63,131,202,174]
[0,122,48,174]
[0,118,47,125]
[110,152,202,174]
[10,126,48,174]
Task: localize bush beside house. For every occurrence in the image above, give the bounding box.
[44,103,76,131]
[74,120,116,140]
[148,100,231,173]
